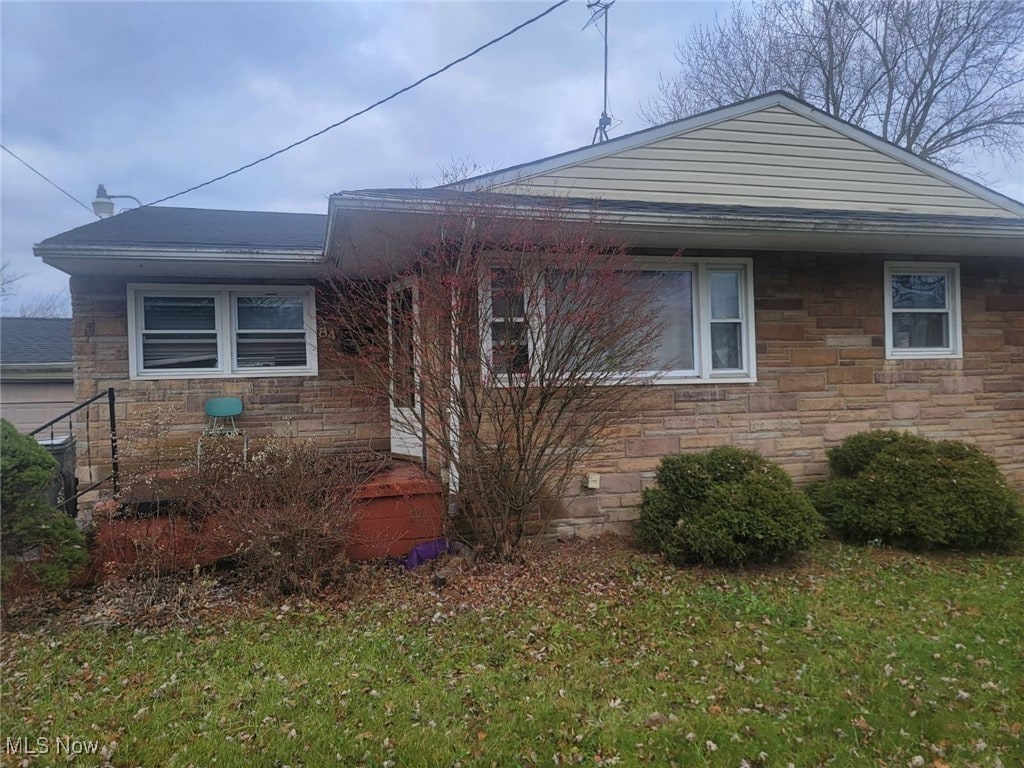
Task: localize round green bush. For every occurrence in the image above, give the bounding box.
[1,419,88,589]
[638,446,823,566]
[812,431,1024,551]
[635,453,709,552]
[824,430,927,478]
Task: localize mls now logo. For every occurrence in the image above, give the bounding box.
[5,736,101,755]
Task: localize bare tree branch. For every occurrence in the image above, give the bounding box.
[320,199,666,559]
[19,290,71,318]
[1,261,24,300]
[642,0,1024,170]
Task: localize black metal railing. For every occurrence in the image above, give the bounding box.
[29,387,119,510]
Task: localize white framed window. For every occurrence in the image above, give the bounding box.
[633,260,755,382]
[884,262,962,359]
[127,284,318,379]
[483,268,542,378]
[480,258,756,384]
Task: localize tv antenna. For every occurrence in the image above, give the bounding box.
[584,0,614,144]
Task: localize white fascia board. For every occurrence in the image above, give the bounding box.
[604,209,1024,238]
[606,214,1024,258]
[35,245,324,261]
[329,191,536,216]
[36,245,327,278]
[331,192,1024,240]
[615,226,1022,259]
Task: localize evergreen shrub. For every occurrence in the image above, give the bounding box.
[1,419,88,589]
[810,430,1024,551]
[638,446,823,566]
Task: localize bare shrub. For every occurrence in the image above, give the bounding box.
[97,407,197,582]
[100,411,381,594]
[115,406,193,510]
[321,197,665,560]
[181,440,382,595]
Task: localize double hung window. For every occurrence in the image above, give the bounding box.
[884,263,962,359]
[481,259,755,383]
[488,269,532,376]
[128,285,318,379]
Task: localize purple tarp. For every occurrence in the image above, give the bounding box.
[405,538,451,570]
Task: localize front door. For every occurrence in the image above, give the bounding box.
[387,279,423,460]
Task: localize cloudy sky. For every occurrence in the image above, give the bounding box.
[2,0,1022,314]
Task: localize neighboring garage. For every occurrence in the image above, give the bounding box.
[0,317,74,433]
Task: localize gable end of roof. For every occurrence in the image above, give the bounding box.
[448,92,1024,219]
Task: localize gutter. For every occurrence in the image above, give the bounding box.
[36,244,330,279]
[35,245,325,261]
[329,192,1024,242]
[0,363,74,382]
[598,210,1024,239]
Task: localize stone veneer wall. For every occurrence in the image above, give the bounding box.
[555,251,1024,537]
[69,276,389,490]
[70,252,1022,534]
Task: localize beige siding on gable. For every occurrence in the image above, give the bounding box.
[497,106,1017,217]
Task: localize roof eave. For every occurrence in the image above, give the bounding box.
[330,191,1024,236]
[328,193,1024,264]
[35,245,329,279]
[0,363,74,380]
[609,208,1024,237]
[610,216,1024,258]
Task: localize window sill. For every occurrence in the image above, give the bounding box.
[485,372,758,387]
[885,350,961,361]
[657,374,758,385]
[129,367,318,381]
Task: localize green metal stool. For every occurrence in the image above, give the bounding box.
[197,397,248,466]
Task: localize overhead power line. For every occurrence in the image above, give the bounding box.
[1,143,98,217]
[147,0,571,207]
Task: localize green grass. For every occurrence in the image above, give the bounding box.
[2,540,1022,767]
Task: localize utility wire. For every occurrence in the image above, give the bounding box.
[2,143,98,217]
[147,0,571,207]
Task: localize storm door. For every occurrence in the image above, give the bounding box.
[387,279,423,459]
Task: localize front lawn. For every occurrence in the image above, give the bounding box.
[2,539,1021,767]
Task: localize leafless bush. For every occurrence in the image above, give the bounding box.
[321,197,665,560]
[181,440,381,595]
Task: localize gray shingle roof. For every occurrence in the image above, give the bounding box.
[37,207,327,251]
[1,317,73,365]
